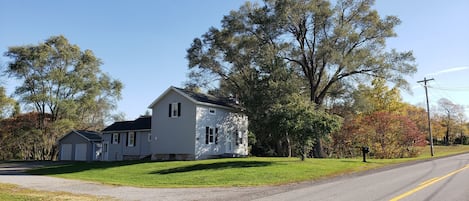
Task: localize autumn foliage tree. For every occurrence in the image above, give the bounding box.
[0,113,46,160]
[331,78,426,158]
[350,111,425,158]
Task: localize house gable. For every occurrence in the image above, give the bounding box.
[148,86,240,111]
[58,130,102,144]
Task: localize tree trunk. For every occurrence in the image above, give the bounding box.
[312,138,326,158]
[286,132,292,157]
[445,127,449,146]
[300,145,306,161]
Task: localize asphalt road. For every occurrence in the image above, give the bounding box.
[255,153,469,201]
[1,153,468,201]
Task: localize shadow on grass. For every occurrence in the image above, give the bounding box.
[26,160,152,175]
[153,161,274,175]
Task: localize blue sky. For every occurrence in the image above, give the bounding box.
[1,0,468,120]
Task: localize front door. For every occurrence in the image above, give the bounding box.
[103,141,109,161]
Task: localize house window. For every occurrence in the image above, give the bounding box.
[111,133,120,144]
[236,130,243,145]
[239,131,243,145]
[205,127,219,144]
[148,133,152,142]
[208,108,216,115]
[169,102,181,118]
[127,132,136,147]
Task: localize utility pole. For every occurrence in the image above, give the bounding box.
[418,77,435,156]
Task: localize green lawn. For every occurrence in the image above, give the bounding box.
[28,145,469,188]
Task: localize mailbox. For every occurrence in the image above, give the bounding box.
[362,146,369,162]
[362,146,369,153]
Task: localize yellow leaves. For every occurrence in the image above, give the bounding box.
[354,78,403,115]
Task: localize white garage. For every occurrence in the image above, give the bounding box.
[58,130,102,161]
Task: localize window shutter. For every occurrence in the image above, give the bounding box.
[205,127,209,144]
[169,103,172,117]
[133,133,137,146]
[111,133,114,143]
[118,134,121,144]
[177,103,181,116]
[126,133,129,146]
[215,128,218,144]
[209,128,214,143]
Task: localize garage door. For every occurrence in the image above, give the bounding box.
[74,144,87,161]
[60,144,72,160]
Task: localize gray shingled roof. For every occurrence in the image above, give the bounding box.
[102,116,151,132]
[75,130,102,142]
[173,87,240,109]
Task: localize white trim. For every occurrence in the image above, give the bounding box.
[112,133,119,144]
[127,132,135,147]
[170,102,179,118]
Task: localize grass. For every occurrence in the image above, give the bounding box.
[27,145,469,188]
[0,183,107,201]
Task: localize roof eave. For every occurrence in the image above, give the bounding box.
[102,129,151,133]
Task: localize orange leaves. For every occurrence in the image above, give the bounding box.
[349,111,426,158]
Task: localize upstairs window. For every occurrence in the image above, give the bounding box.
[111,133,120,144]
[208,108,216,115]
[127,132,136,147]
[169,102,181,118]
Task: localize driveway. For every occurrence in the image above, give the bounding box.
[0,161,293,201]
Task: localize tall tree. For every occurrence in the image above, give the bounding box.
[436,98,465,145]
[187,0,416,157]
[4,35,123,159]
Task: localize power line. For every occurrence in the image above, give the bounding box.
[429,86,469,91]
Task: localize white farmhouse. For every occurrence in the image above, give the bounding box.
[148,86,248,160]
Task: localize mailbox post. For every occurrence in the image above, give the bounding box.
[362,146,369,162]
